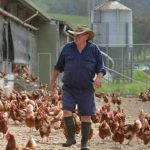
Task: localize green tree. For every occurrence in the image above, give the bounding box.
[133,15,150,43]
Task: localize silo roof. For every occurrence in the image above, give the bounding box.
[95,0,131,11]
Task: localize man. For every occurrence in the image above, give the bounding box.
[49,25,106,150]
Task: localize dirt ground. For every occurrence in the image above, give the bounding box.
[1,97,150,150]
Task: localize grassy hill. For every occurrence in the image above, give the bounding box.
[32,0,150,27]
[47,13,89,28]
[32,0,150,16]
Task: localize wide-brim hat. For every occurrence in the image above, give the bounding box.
[68,25,95,40]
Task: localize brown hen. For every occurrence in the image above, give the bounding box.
[123,119,142,144]
[5,131,36,150]
[99,120,112,142]
[112,125,125,147]
[25,104,35,131]
[0,112,9,135]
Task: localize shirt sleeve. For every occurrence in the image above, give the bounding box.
[54,49,65,72]
[95,46,106,75]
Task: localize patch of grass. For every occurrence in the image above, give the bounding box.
[46,13,89,28]
[97,82,148,95]
[96,71,150,96]
[133,70,150,82]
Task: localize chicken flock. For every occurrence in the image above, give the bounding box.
[0,67,150,149]
[92,92,150,148]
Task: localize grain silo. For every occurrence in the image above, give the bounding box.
[91,0,133,81]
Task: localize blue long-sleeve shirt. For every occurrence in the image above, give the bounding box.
[55,41,106,89]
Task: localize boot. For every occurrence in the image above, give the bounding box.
[81,122,91,150]
[62,116,76,147]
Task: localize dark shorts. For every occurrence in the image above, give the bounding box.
[62,86,96,116]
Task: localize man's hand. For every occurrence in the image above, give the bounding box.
[93,78,102,88]
[93,73,104,89]
[49,81,57,95]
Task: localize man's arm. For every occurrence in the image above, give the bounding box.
[49,69,60,94]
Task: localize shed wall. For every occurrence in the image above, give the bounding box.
[37,21,59,84]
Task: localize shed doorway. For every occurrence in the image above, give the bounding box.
[38,53,51,84]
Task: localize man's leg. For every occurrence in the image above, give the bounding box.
[62,110,76,147]
[80,116,91,150]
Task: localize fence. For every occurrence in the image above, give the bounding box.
[99,44,150,95]
[102,44,150,82]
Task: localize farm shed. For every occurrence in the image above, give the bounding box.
[0,0,71,90]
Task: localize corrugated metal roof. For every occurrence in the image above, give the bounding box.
[17,0,73,30]
[17,0,50,21]
[95,0,131,11]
